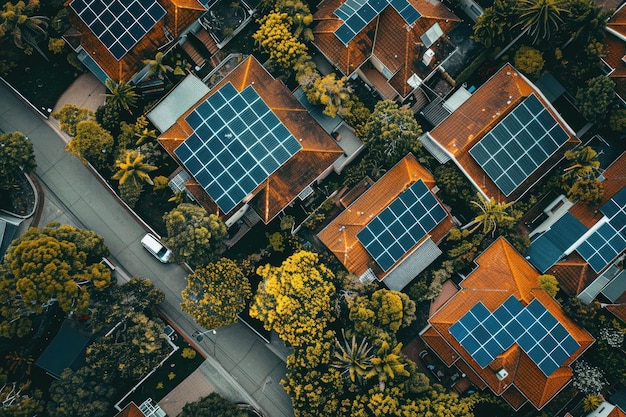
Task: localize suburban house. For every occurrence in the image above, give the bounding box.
[603,2,626,105]
[150,55,345,228]
[317,153,455,291]
[421,237,595,410]
[421,63,580,202]
[311,0,461,101]
[525,151,626,323]
[63,0,208,83]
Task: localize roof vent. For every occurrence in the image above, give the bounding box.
[496,368,508,381]
[423,49,435,66]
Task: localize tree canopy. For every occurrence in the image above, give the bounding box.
[0,131,36,193]
[178,393,247,417]
[0,223,111,337]
[576,75,615,123]
[181,258,251,329]
[47,367,116,417]
[253,11,308,70]
[162,203,227,268]
[51,104,94,137]
[66,120,114,170]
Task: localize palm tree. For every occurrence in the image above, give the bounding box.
[0,1,50,60]
[330,330,374,385]
[112,150,157,187]
[564,146,601,180]
[462,194,515,237]
[142,52,172,79]
[583,394,604,412]
[514,0,564,44]
[366,340,409,391]
[104,79,138,113]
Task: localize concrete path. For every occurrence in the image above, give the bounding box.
[0,81,293,417]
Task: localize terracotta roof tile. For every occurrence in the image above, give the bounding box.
[500,385,528,410]
[609,405,626,417]
[427,63,579,202]
[548,252,598,297]
[606,292,626,324]
[424,237,594,410]
[317,154,454,281]
[115,402,144,417]
[157,56,343,223]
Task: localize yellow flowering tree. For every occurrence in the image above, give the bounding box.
[181,258,252,329]
[253,11,308,70]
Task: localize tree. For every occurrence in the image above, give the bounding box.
[251,251,337,367]
[304,72,353,118]
[66,120,113,170]
[0,132,36,193]
[0,1,50,60]
[0,376,44,417]
[142,51,172,79]
[538,274,559,297]
[51,104,94,137]
[564,146,601,180]
[572,360,605,394]
[366,340,410,391]
[47,367,116,417]
[349,289,416,340]
[162,203,228,268]
[362,100,422,170]
[104,79,138,113]
[463,194,516,237]
[0,223,111,337]
[282,366,344,417]
[583,394,604,413]
[514,0,564,44]
[178,393,247,417]
[181,258,251,329]
[609,108,626,133]
[514,45,544,80]
[275,0,313,41]
[576,75,615,123]
[112,150,157,187]
[561,0,609,45]
[331,329,374,385]
[567,178,604,205]
[253,11,308,70]
[471,0,518,48]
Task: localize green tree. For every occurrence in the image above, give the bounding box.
[0,1,50,59]
[367,340,410,391]
[112,150,157,187]
[304,72,353,118]
[563,146,600,180]
[538,274,559,297]
[0,132,36,193]
[0,376,44,417]
[576,75,615,123]
[514,0,564,44]
[514,45,544,80]
[162,203,228,268]
[331,329,374,385]
[181,258,251,329]
[47,367,116,417]
[609,108,626,133]
[561,0,608,45]
[251,251,337,367]
[567,177,604,205]
[471,0,518,48]
[0,223,110,337]
[142,51,172,79]
[178,393,247,417]
[104,79,138,113]
[67,120,113,169]
[51,104,94,137]
[463,194,515,237]
[349,289,416,340]
[253,11,308,70]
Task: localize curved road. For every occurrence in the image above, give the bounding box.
[0,83,292,417]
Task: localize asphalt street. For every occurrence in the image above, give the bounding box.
[0,79,293,417]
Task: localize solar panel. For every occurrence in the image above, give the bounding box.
[70,0,166,60]
[333,0,421,45]
[449,296,580,376]
[469,94,570,196]
[356,179,447,271]
[174,82,302,214]
[577,188,626,272]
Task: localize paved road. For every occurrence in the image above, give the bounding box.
[0,82,293,417]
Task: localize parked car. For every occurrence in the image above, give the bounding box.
[141,233,172,263]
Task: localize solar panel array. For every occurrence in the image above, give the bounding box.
[70,0,167,60]
[174,82,302,214]
[449,296,580,376]
[356,179,447,271]
[334,0,421,45]
[576,187,626,272]
[469,94,570,196]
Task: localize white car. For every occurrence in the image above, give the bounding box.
[141,233,172,263]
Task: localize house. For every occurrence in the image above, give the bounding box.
[421,237,595,410]
[525,151,626,323]
[604,2,626,105]
[115,402,146,417]
[311,0,461,101]
[585,401,626,417]
[421,63,580,202]
[34,319,93,379]
[317,153,454,291]
[64,0,207,83]
[152,55,344,227]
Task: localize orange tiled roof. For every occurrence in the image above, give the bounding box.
[424,237,594,410]
[609,405,626,417]
[158,56,343,223]
[427,63,579,202]
[606,292,626,324]
[317,153,454,281]
[605,5,626,101]
[66,0,206,82]
[547,252,597,297]
[312,0,460,99]
[114,403,144,417]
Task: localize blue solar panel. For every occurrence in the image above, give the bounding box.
[449,296,580,376]
[356,179,447,271]
[469,94,570,196]
[174,82,302,214]
[333,0,421,45]
[71,0,166,61]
